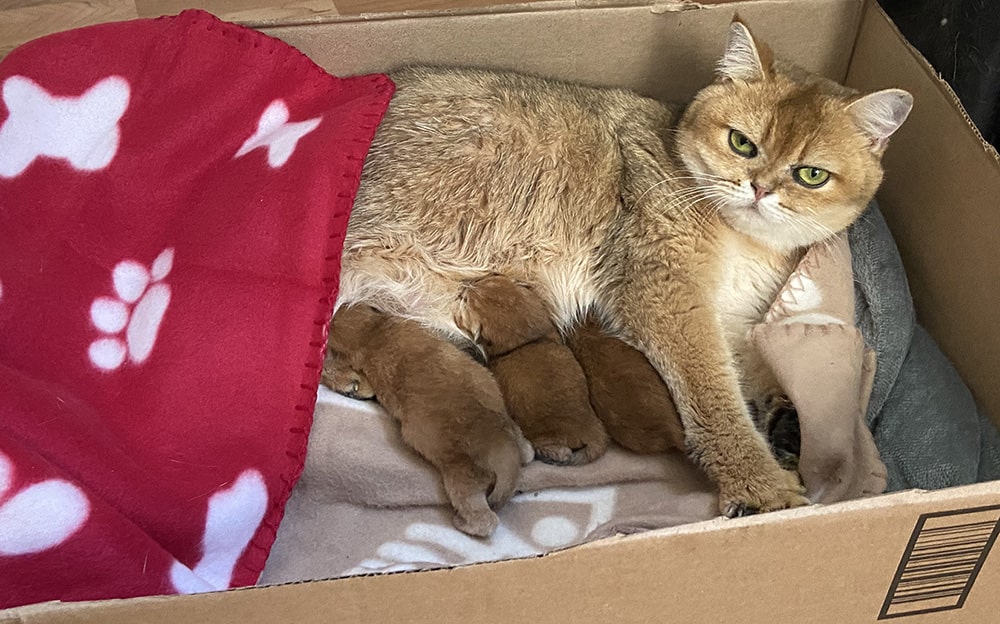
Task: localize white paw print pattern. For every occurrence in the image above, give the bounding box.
[88,248,174,371]
[0,451,90,556]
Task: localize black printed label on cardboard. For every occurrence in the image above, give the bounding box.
[879,505,1000,619]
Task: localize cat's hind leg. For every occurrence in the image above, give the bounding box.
[337,251,472,339]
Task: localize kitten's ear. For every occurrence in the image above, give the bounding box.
[847,89,914,152]
[717,21,771,82]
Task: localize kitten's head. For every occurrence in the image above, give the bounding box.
[676,22,912,250]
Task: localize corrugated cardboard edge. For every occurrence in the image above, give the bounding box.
[7,481,1000,623]
[239,0,713,29]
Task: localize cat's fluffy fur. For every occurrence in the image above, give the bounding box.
[322,304,533,537]
[337,22,912,516]
[455,275,609,466]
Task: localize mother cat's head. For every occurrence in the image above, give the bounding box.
[676,22,913,251]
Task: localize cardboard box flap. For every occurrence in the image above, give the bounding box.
[8,482,1000,623]
[238,0,771,30]
[240,0,575,28]
[846,2,1000,425]
[259,0,862,102]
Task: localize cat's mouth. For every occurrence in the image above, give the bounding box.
[716,182,765,213]
[712,186,791,242]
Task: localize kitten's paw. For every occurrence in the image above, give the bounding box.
[320,362,375,400]
[534,443,575,466]
[453,508,499,538]
[718,468,808,517]
[531,429,609,466]
[516,435,535,466]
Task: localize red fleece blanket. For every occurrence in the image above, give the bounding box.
[0,10,392,609]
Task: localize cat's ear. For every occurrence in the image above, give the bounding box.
[847,89,913,152]
[717,21,771,83]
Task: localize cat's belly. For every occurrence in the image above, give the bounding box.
[336,67,631,337]
[337,242,601,341]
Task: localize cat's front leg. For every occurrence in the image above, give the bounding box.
[612,285,808,516]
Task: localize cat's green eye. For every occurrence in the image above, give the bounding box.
[793,166,831,188]
[728,130,758,158]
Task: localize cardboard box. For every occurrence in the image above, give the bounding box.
[5,0,1000,621]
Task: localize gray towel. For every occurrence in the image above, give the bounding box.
[850,202,1000,490]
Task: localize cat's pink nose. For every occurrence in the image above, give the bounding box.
[751,182,770,201]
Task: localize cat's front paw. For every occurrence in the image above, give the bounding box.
[718,467,808,518]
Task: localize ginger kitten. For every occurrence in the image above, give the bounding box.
[455,275,609,466]
[337,22,911,516]
[567,313,686,455]
[322,304,533,537]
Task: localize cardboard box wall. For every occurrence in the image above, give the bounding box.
[5,0,1000,621]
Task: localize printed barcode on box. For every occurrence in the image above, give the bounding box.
[879,505,1000,619]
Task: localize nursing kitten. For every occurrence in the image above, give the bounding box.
[337,22,912,516]
[567,313,686,455]
[455,275,609,466]
[322,304,533,537]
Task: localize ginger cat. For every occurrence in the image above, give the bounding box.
[337,22,912,516]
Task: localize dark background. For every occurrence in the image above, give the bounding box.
[882,0,1000,147]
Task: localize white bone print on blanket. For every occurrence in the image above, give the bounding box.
[234,99,321,168]
[0,452,90,556]
[89,248,174,371]
[342,486,617,575]
[0,75,129,178]
[170,469,268,593]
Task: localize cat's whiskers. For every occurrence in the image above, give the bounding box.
[776,208,838,247]
[632,178,688,209]
[662,187,727,212]
[766,198,839,245]
[652,186,724,214]
[659,187,729,231]
[793,211,837,238]
[694,197,727,231]
[632,170,731,209]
